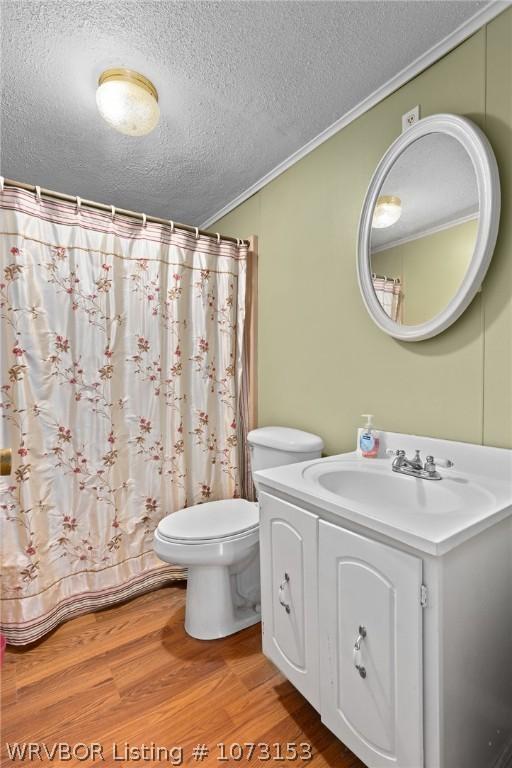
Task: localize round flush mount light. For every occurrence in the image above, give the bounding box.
[96,68,160,136]
[372,195,402,228]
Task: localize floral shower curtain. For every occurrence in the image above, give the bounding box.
[0,187,250,645]
[372,275,402,322]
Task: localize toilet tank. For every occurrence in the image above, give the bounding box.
[247,427,324,493]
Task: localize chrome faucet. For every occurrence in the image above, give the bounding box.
[386,449,454,480]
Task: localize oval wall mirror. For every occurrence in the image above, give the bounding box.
[357,114,500,341]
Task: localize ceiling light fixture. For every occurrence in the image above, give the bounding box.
[96,68,160,137]
[372,195,402,228]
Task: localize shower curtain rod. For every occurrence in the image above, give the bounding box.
[2,178,250,247]
[371,273,401,283]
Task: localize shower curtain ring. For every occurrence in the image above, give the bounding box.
[111,205,116,220]
[0,176,4,192]
[216,233,221,244]
[195,227,199,240]
[75,196,82,214]
[142,213,147,228]
[35,185,42,203]
[169,220,175,233]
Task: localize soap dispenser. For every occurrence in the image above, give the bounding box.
[360,414,380,458]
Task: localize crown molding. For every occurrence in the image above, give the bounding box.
[371,211,479,254]
[201,0,510,229]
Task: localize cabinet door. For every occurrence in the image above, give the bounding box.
[259,491,320,710]
[319,520,423,768]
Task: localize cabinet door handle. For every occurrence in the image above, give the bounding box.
[353,625,367,679]
[278,573,291,614]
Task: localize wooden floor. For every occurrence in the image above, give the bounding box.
[1,586,365,767]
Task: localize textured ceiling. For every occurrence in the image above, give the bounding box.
[372,133,479,249]
[1,1,490,226]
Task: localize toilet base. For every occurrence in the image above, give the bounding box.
[184,563,261,640]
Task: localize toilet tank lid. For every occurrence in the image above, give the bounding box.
[247,426,324,453]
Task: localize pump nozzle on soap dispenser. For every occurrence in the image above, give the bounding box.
[360,414,380,458]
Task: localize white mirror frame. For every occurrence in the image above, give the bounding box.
[357,114,500,341]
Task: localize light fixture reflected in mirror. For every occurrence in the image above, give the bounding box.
[96,68,160,136]
[372,195,402,228]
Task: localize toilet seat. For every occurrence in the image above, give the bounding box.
[153,425,323,640]
[157,498,259,545]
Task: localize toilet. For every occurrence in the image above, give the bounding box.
[153,426,324,639]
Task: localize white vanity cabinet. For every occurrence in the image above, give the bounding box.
[256,433,512,768]
[319,521,423,768]
[260,491,424,768]
[259,493,320,710]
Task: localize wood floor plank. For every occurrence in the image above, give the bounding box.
[0,657,17,709]
[3,652,114,729]
[2,676,121,744]
[10,590,185,688]
[113,648,229,710]
[1,586,366,768]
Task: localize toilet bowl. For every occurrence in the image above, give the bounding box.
[154,426,324,640]
[154,499,260,640]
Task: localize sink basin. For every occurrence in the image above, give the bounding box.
[302,459,494,516]
[254,430,512,554]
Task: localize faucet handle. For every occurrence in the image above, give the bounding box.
[430,456,454,469]
[424,455,455,473]
[387,448,406,470]
[424,456,437,474]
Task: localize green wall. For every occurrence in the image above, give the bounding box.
[215,10,512,454]
[372,218,478,325]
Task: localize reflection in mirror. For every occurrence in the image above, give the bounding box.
[370,133,479,326]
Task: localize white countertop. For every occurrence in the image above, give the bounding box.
[254,430,512,555]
